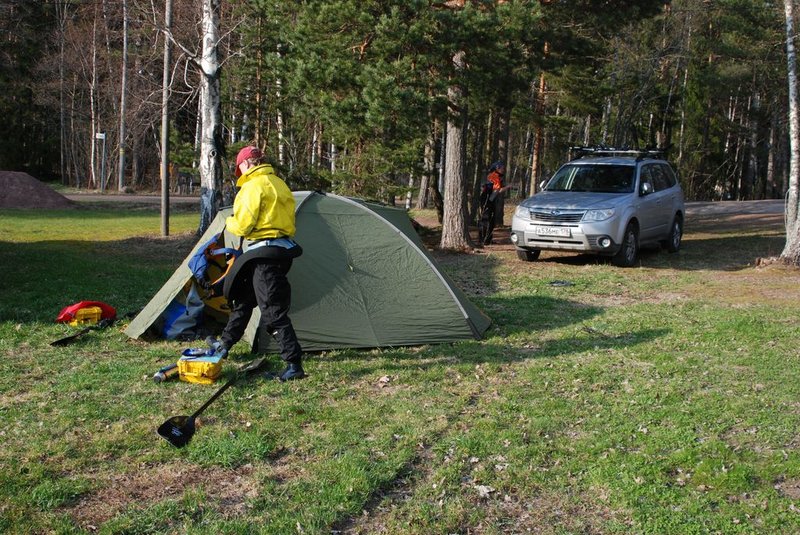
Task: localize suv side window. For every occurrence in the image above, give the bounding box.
[639,165,655,193]
[646,164,673,192]
[658,164,677,189]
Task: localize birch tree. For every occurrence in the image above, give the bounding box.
[89,5,99,189]
[197,0,224,233]
[782,0,800,263]
[159,0,173,236]
[117,0,128,191]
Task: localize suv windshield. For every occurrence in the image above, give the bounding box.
[544,164,635,194]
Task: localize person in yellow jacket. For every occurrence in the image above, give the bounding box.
[212,146,306,381]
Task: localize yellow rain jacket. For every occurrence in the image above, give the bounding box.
[225,164,296,240]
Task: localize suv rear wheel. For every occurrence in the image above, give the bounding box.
[665,215,683,253]
[612,223,639,267]
[516,248,541,262]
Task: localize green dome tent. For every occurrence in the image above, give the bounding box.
[124,191,491,351]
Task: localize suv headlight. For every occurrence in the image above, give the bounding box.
[582,208,615,222]
[514,205,531,220]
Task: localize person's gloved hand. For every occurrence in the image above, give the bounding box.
[205,336,228,359]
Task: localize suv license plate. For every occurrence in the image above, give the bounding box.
[535,226,571,237]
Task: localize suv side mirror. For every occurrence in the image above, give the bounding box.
[640,181,654,196]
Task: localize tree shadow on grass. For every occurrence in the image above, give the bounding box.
[0,237,193,323]
[666,234,786,271]
[478,294,602,334]
[318,294,668,379]
[317,325,669,381]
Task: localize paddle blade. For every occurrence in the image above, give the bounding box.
[157,415,195,448]
[50,327,91,347]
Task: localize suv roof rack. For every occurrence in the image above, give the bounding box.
[568,146,668,161]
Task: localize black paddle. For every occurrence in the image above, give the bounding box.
[157,357,266,448]
[50,317,114,347]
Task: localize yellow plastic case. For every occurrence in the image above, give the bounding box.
[178,354,222,384]
[69,306,103,326]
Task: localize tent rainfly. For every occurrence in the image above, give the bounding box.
[124,191,491,352]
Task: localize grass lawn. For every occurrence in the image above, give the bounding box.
[1,198,799,534]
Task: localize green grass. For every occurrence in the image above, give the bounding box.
[1,201,799,534]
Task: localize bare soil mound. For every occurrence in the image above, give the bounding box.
[0,171,74,209]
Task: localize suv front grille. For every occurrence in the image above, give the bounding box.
[530,210,585,223]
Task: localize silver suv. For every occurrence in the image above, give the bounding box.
[510,148,685,267]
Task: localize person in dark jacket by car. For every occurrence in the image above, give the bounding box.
[478,161,511,245]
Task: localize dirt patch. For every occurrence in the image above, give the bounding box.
[62,463,260,529]
[775,478,800,500]
[0,171,74,209]
[471,489,630,535]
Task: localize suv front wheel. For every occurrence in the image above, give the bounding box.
[612,223,639,267]
[516,248,541,262]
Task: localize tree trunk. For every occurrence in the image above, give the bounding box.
[495,109,510,226]
[117,0,128,191]
[194,97,202,172]
[254,17,264,146]
[602,51,615,145]
[89,7,98,189]
[69,73,81,188]
[766,98,778,198]
[469,118,487,223]
[429,125,445,223]
[131,132,140,189]
[276,47,285,165]
[440,51,471,250]
[416,126,433,209]
[316,123,323,166]
[677,34,691,168]
[57,1,69,185]
[160,0,173,236]
[530,72,546,196]
[496,109,509,163]
[198,0,224,234]
[744,90,759,200]
[310,122,318,167]
[782,0,800,262]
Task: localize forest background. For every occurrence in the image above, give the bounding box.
[0,1,794,233]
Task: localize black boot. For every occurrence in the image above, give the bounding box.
[279,361,306,381]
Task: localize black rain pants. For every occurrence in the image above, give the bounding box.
[220,258,303,363]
